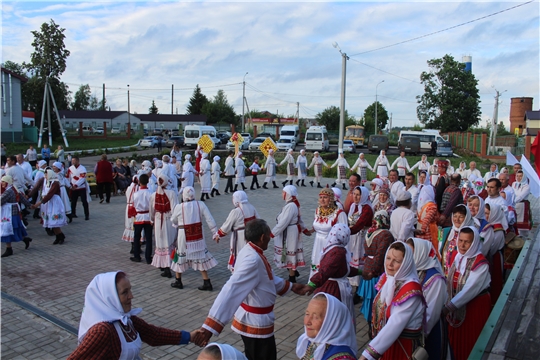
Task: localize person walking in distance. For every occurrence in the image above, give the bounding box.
[224,151,235,194]
[249,157,261,190]
[94,154,114,204]
[67,156,90,220]
[130,174,153,264]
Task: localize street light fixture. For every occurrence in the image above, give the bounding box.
[374,80,384,135]
[242,72,248,132]
[332,42,349,151]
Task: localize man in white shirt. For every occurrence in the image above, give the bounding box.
[131,173,153,264]
[485,178,511,225]
[67,156,90,220]
[405,172,419,213]
[388,169,405,203]
[391,151,411,183]
[5,155,32,193]
[16,154,33,180]
[389,190,418,242]
[498,172,515,207]
[466,161,482,180]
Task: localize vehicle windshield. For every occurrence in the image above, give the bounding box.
[281,130,295,136]
[278,139,291,143]
[306,133,322,141]
[345,127,364,137]
[185,130,199,138]
[440,142,452,148]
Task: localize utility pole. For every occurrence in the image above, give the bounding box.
[102,84,106,111]
[389,113,393,132]
[332,42,348,151]
[242,72,248,132]
[127,85,131,138]
[489,88,506,154]
[375,80,384,135]
[171,84,174,114]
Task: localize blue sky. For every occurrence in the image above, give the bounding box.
[2,1,539,129]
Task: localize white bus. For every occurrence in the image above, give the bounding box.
[184,125,218,148]
[398,131,445,152]
[305,126,329,151]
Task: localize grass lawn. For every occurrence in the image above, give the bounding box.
[4,137,142,156]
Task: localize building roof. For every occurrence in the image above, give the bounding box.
[136,114,207,123]
[525,110,540,120]
[59,110,127,119]
[1,67,28,83]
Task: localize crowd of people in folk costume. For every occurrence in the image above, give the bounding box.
[1,144,536,360]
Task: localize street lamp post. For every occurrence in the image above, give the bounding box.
[333,42,349,152]
[242,72,248,132]
[127,85,131,138]
[374,80,384,135]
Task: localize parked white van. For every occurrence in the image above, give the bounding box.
[305,126,329,151]
[398,130,445,152]
[280,125,300,144]
[184,125,218,148]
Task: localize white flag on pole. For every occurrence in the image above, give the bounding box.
[506,151,519,166]
[519,155,540,198]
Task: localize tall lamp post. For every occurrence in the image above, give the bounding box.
[333,42,349,152]
[374,80,384,135]
[242,72,248,132]
[127,84,131,138]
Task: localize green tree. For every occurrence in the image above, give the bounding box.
[362,101,389,135]
[186,84,209,115]
[201,89,237,125]
[88,94,100,111]
[497,121,511,136]
[149,100,159,114]
[22,19,71,139]
[416,54,481,132]
[71,84,92,110]
[2,61,26,76]
[315,106,354,131]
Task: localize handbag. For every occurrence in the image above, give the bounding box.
[398,331,429,360]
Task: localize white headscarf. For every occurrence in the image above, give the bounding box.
[417,184,435,211]
[202,152,208,159]
[283,185,298,202]
[46,169,58,185]
[268,149,274,155]
[409,237,443,273]
[232,190,248,209]
[468,195,486,228]
[77,271,142,342]
[296,293,357,360]
[486,202,509,231]
[331,187,342,201]
[141,160,152,170]
[453,226,482,274]
[184,154,192,161]
[157,173,169,195]
[451,204,474,233]
[321,223,351,259]
[213,156,220,162]
[182,186,196,202]
[53,161,63,170]
[371,178,384,192]
[204,343,247,360]
[379,243,419,306]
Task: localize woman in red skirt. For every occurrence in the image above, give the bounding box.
[360,242,426,360]
[443,226,491,360]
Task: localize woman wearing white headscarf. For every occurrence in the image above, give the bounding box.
[262,149,279,189]
[1,175,32,257]
[272,185,307,282]
[373,150,391,179]
[512,170,531,236]
[199,152,212,201]
[180,154,195,193]
[295,149,308,187]
[444,226,491,360]
[280,148,296,187]
[170,186,218,290]
[369,178,385,205]
[330,151,350,190]
[234,152,247,191]
[361,242,425,360]
[150,173,179,278]
[307,224,357,319]
[440,204,475,277]
[483,163,499,183]
[122,176,139,247]
[198,342,247,360]
[210,156,221,197]
[214,191,260,271]
[406,238,448,360]
[351,153,373,186]
[461,174,476,203]
[307,151,328,188]
[455,161,467,178]
[296,293,357,360]
[467,195,488,232]
[29,169,68,245]
[481,203,507,306]
[68,271,194,359]
[446,159,455,175]
[332,187,344,210]
[348,186,374,288]
[409,154,430,176]
[416,184,439,253]
[52,161,72,219]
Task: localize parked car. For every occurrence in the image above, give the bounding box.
[226,137,249,150]
[216,133,230,144]
[143,129,149,136]
[258,132,275,140]
[367,135,389,153]
[276,136,296,151]
[139,136,163,148]
[399,136,421,155]
[436,141,454,157]
[171,129,180,136]
[240,133,252,144]
[93,127,104,134]
[125,128,135,135]
[342,140,356,153]
[166,136,185,148]
[152,128,164,135]
[209,136,221,149]
[81,126,93,134]
[111,128,121,134]
[249,137,266,151]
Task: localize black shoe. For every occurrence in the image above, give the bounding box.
[288,275,297,283]
[45,228,54,236]
[22,218,28,226]
[250,187,255,190]
[310,181,314,187]
[200,195,205,202]
[263,183,268,189]
[146,258,153,264]
[224,191,229,194]
[296,180,300,186]
[295,270,300,277]
[1,247,13,257]
[331,183,336,187]
[72,214,78,218]
[171,279,183,289]
[257,186,261,189]
[216,191,221,196]
[130,245,134,254]
[317,183,323,188]
[57,233,65,245]
[282,180,288,187]
[234,186,238,192]
[342,184,347,190]
[161,268,173,278]
[210,190,215,197]
[301,181,306,187]
[23,237,32,250]
[242,185,247,191]
[100,198,104,204]
[53,235,60,245]
[85,215,89,220]
[353,293,362,305]
[198,279,213,291]
[273,182,279,189]
[290,180,293,185]
[68,215,73,223]
[130,257,142,263]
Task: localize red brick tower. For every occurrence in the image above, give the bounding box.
[509,97,533,134]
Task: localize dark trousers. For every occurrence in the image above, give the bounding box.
[97,182,113,202]
[225,175,234,193]
[241,335,277,360]
[250,175,259,189]
[70,188,89,217]
[133,223,153,262]
[398,175,405,183]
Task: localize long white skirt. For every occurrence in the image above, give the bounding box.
[348,229,366,287]
[151,213,177,268]
[170,234,217,273]
[40,195,67,228]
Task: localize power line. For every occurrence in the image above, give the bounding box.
[349,58,421,84]
[349,1,534,57]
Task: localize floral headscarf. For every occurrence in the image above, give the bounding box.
[365,210,390,247]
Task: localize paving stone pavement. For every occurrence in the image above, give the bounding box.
[1,175,370,359]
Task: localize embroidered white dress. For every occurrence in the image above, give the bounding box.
[122,183,139,242]
[296,155,308,180]
[272,202,306,270]
[330,157,350,184]
[279,153,295,181]
[310,208,348,278]
[40,180,67,228]
[264,157,277,182]
[211,161,221,190]
[308,157,328,182]
[149,189,178,268]
[199,159,212,193]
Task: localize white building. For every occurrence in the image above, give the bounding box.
[1,67,27,143]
